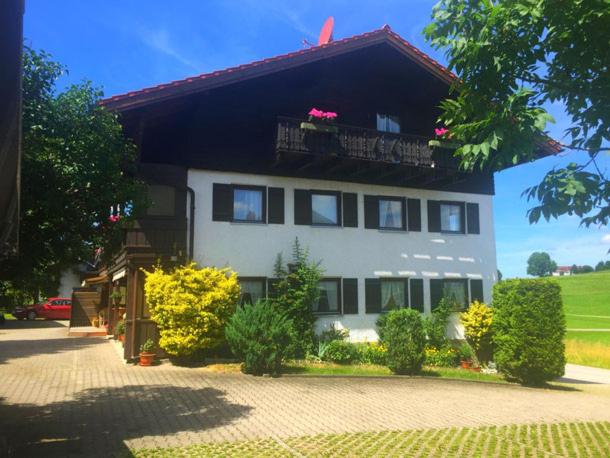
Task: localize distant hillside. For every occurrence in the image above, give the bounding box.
[554,270,610,318]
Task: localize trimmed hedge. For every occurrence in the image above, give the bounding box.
[492,279,566,385]
[384,309,426,375]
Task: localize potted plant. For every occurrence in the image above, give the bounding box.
[139,339,156,367]
[115,320,126,343]
[458,342,474,369]
[300,108,339,133]
[428,127,460,149]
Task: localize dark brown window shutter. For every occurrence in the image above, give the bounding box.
[294,189,311,225]
[458,202,466,233]
[342,278,358,314]
[364,195,379,229]
[365,278,381,313]
[470,279,484,303]
[467,203,480,234]
[268,187,284,224]
[212,183,233,221]
[342,193,358,227]
[427,200,441,232]
[407,199,421,232]
[430,279,443,310]
[402,278,409,307]
[410,278,424,313]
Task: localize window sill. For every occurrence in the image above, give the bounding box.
[310,223,341,228]
[230,220,266,225]
[313,311,342,316]
[440,230,465,235]
[378,227,406,232]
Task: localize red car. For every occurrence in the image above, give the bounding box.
[13,297,72,320]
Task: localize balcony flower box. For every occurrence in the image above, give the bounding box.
[428,139,460,149]
[300,121,338,134]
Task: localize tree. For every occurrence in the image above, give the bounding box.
[425,1,609,227]
[527,252,557,277]
[269,238,322,357]
[0,47,143,297]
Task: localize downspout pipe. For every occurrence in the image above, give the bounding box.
[186,186,195,261]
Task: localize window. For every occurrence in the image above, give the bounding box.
[233,187,264,222]
[442,279,468,309]
[379,198,404,229]
[376,114,401,133]
[381,279,406,312]
[313,279,340,314]
[147,185,176,216]
[239,278,266,305]
[311,193,339,225]
[440,203,463,233]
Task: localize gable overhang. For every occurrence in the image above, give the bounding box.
[100,26,456,113]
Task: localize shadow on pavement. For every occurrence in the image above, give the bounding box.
[0,336,103,366]
[0,384,251,457]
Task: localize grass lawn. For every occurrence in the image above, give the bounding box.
[131,421,610,457]
[555,271,610,321]
[565,336,610,370]
[203,360,506,383]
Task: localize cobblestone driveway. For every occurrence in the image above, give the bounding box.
[1,321,610,457]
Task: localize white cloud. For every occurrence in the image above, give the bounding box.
[135,27,202,71]
[602,234,610,244]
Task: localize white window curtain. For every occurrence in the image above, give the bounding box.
[443,281,467,308]
[314,280,339,313]
[376,114,401,133]
[441,204,461,232]
[233,189,263,221]
[379,200,402,229]
[311,194,338,225]
[240,280,264,305]
[381,280,405,311]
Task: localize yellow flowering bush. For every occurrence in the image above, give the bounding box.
[424,345,458,367]
[143,262,240,357]
[460,300,494,364]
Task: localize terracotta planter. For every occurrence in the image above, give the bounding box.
[470,366,482,372]
[460,360,471,369]
[139,352,155,367]
[118,334,124,343]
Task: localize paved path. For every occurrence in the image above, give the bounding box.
[2,321,610,457]
[561,363,610,385]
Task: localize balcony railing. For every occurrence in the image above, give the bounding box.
[276,117,449,169]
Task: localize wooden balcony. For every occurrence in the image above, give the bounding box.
[123,217,187,257]
[275,117,458,170]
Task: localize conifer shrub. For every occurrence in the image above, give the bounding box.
[384,308,426,375]
[143,262,240,357]
[225,300,293,376]
[492,279,566,385]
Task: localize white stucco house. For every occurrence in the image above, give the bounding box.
[99,25,559,355]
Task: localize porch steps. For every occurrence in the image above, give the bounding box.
[68,326,107,337]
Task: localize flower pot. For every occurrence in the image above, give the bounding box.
[118,334,124,343]
[300,121,338,134]
[428,139,461,149]
[139,352,155,367]
[470,366,482,372]
[460,360,471,369]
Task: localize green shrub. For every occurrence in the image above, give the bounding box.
[457,342,474,362]
[376,314,388,343]
[115,320,125,336]
[424,345,459,367]
[493,279,566,385]
[321,340,359,364]
[423,298,452,349]
[384,309,426,375]
[357,342,388,365]
[269,238,322,357]
[460,301,494,364]
[143,262,240,357]
[225,300,293,376]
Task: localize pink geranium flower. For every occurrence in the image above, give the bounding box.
[308,108,324,118]
[108,214,121,223]
[435,127,449,137]
[324,112,338,119]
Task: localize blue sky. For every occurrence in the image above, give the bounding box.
[24,0,610,277]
